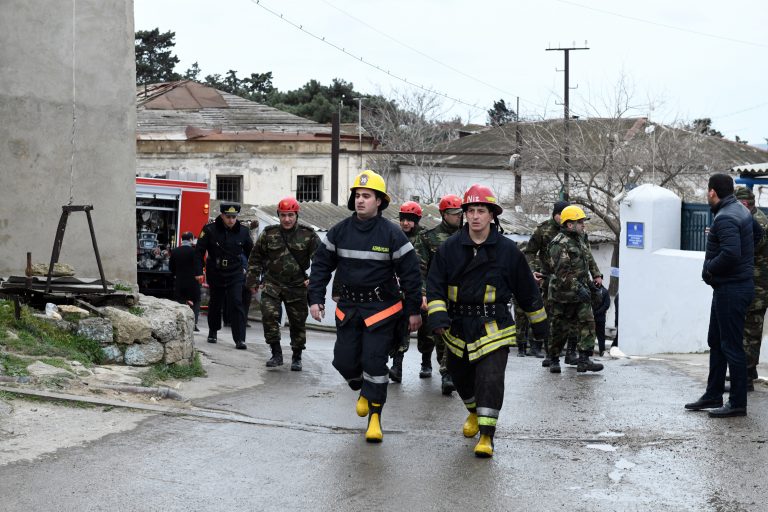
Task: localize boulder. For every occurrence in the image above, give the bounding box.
[100,345,124,364]
[124,340,164,366]
[164,336,195,364]
[77,317,114,345]
[138,295,194,344]
[29,262,75,277]
[59,305,90,317]
[101,307,151,345]
[27,361,74,378]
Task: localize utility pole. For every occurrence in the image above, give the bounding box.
[353,97,364,171]
[514,96,522,204]
[546,43,589,200]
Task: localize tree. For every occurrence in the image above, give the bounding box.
[487,99,517,126]
[685,118,724,138]
[183,62,201,81]
[135,28,181,84]
[362,89,463,203]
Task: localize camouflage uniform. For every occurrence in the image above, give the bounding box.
[247,223,320,353]
[417,219,460,375]
[736,190,768,371]
[547,228,601,356]
[393,225,429,354]
[523,218,561,352]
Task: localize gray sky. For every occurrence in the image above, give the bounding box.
[135,0,767,145]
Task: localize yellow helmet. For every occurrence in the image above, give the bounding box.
[559,205,588,225]
[348,170,391,211]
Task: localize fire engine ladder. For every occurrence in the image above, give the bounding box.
[44,205,108,294]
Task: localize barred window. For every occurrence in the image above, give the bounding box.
[216,176,242,203]
[296,175,322,202]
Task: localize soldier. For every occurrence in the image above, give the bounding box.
[546,205,604,373]
[523,200,569,360]
[247,197,320,371]
[427,184,549,458]
[308,170,422,443]
[734,186,767,390]
[195,202,254,350]
[416,193,463,394]
[388,201,429,383]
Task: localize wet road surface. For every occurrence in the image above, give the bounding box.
[1,331,766,511]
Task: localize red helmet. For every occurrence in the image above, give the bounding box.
[462,184,503,215]
[438,194,463,212]
[277,197,300,213]
[399,201,422,217]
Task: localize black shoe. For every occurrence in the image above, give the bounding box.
[389,355,403,383]
[684,396,723,410]
[542,357,551,368]
[207,337,217,344]
[290,355,302,371]
[576,351,603,372]
[549,358,561,374]
[527,341,544,358]
[517,342,527,357]
[194,326,200,332]
[419,364,432,378]
[708,402,746,417]
[565,351,579,366]
[266,344,283,367]
[441,374,455,395]
[235,341,247,350]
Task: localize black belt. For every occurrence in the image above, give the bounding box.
[448,302,507,318]
[340,283,399,303]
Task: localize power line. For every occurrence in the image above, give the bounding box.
[249,0,490,113]
[552,0,768,49]
[316,0,547,112]
[713,101,768,120]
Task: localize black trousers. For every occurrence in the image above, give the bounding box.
[333,309,398,405]
[175,282,201,326]
[447,346,509,437]
[208,278,247,344]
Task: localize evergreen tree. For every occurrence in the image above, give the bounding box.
[135,28,181,84]
[487,99,517,126]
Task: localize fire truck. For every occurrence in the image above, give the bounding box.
[136,177,210,298]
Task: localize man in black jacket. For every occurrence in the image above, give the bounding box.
[686,173,754,417]
[195,203,254,350]
[170,231,201,331]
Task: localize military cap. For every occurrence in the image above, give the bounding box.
[220,202,242,215]
[553,200,570,216]
[734,187,755,201]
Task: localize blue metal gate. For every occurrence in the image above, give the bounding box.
[681,203,711,251]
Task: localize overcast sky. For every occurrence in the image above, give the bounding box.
[135,0,767,145]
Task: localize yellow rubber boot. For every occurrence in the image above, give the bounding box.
[356,395,369,417]
[474,434,494,458]
[462,412,479,438]
[365,404,383,443]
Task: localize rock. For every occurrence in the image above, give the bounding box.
[29,262,75,277]
[124,341,164,366]
[5,330,19,340]
[32,313,72,332]
[88,366,143,386]
[164,336,195,364]
[26,361,73,378]
[77,317,114,345]
[101,307,151,345]
[137,294,195,364]
[100,345,124,364]
[58,305,89,317]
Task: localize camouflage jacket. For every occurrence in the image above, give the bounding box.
[246,223,320,288]
[548,228,601,303]
[524,218,560,274]
[751,207,768,305]
[417,220,460,293]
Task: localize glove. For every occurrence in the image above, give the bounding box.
[531,318,550,341]
[576,285,591,303]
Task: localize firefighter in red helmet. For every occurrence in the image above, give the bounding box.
[426,184,549,458]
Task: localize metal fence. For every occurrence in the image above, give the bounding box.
[681,202,768,251]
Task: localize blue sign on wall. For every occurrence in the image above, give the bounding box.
[626,222,644,249]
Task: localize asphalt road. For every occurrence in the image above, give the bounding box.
[1,329,766,512]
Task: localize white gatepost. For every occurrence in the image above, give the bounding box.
[618,184,712,355]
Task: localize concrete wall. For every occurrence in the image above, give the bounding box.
[0,0,137,282]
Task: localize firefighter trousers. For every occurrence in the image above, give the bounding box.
[447,346,509,437]
[333,309,399,405]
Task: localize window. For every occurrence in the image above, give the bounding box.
[296,175,322,202]
[216,176,242,203]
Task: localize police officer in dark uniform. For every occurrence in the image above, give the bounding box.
[309,170,422,444]
[195,202,254,350]
[427,184,549,458]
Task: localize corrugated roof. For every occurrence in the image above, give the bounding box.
[731,162,768,175]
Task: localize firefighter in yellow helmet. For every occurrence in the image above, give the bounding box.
[426,184,549,458]
[308,170,423,443]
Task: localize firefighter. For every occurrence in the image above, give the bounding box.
[247,197,320,370]
[427,184,549,458]
[388,200,429,383]
[417,193,463,394]
[308,170,422,443]
[195,202,254,350]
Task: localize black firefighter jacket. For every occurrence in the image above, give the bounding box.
[308,213,422,329]
[426,225,547,362]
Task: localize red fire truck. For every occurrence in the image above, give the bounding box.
[136,177,210,298]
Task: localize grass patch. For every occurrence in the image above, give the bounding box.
[0,352,31,376]
[141,351,206,387]
[0,300,104,366]
[128,306,145,317]
[114,283,132,292]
